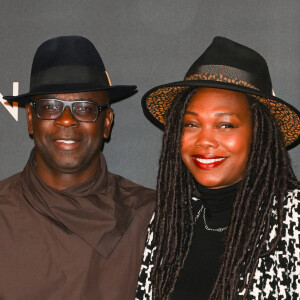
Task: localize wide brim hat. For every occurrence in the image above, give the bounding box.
[4,35,136,103]
[142,36,300,149]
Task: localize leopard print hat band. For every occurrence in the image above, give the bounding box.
[142,37,300,149]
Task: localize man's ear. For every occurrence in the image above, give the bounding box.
[103,108,114,139]
[26,104,34,135]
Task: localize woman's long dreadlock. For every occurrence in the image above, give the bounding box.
[151,88,298,300]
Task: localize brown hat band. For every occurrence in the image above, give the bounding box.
[185,65,262,92]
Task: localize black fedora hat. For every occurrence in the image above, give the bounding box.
[142,36,300,149]
[4,35,136,103]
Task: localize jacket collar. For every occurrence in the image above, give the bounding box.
[21,149,135,258]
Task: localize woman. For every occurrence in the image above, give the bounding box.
[136,37,300,299]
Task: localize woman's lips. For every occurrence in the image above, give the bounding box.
[192,155,226,170]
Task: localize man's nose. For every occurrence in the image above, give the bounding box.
[54,106,79,127]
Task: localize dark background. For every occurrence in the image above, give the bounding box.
[0,0,299,188]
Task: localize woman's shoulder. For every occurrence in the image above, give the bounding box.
[281,188,300,240]
[283,188,300,215]
[285,187,300,199]
[247,188,300,298]
[269,188,300,237]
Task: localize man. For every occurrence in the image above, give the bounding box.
[0,36,155,300]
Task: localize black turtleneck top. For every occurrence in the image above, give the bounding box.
[172,182,240,300]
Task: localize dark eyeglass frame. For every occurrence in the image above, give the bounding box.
[31,98,110,123]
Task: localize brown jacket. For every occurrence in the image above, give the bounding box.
[0,151,156,300]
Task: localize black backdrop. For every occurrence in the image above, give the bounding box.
[0,0,299,188]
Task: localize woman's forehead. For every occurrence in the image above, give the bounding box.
[187,87,250,112]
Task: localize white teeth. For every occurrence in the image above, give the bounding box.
[195,157,225,164]
[56,140,76,144]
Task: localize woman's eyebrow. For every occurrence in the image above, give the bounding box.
[215,112,237,116]
[185,111,238,117]
[185,111,198,116]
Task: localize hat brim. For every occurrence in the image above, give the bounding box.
[4,83,137,103]
[142,80,300,149]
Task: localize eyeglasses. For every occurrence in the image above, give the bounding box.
[31,98,109,122]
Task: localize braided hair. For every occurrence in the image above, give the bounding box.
[151,88,298,299]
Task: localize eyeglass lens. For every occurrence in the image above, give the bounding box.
[35,99,100,122]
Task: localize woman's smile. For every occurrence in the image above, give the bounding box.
[192,155,227,170]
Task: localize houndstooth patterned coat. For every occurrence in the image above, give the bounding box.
[135,189,300,300]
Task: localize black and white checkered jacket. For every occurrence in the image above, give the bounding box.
[136,189,300,300]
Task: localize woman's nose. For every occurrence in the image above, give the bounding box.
[195,128,218,148]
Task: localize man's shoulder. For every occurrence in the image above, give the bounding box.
[0,172,23,205]
[108,171,155,193]
[108,172,156,212]
[0,172,22,192]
